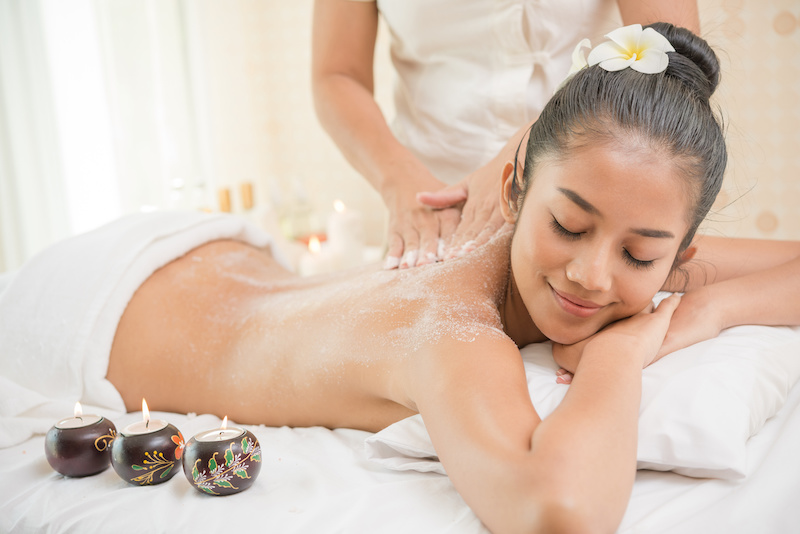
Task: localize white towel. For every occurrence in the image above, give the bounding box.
[0,211,284,448]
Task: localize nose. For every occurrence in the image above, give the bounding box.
[565,241,613,292]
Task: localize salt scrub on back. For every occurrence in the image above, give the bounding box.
[362,228,513,355]
[169,230,514,406]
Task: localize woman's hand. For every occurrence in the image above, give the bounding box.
[654,287,725,362]
[416,166,506,261]
[552,294,683,384]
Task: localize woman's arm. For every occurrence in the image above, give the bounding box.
[404,297,681,533]
[658,235,800,357]
[311,0,458,267]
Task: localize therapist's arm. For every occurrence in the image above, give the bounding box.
[311,0,459,268]
[616,0,700,34]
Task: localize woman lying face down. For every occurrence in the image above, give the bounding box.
[109,23,800,534]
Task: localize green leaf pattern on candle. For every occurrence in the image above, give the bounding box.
[130,450,180,485]
[160,464,173,479]
[190,435,262,495]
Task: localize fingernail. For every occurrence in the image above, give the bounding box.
[425,252,438,264]
[383,256,401,270]
[401,250,418,268]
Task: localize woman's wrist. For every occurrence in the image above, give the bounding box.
[378,153,443,203]
[699,282,736,333]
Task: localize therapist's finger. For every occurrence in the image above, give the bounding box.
[398,224,421,269]
[467,209,506,249]
[383,232,404,270]
[436,208,461,248]
[445,200,499,259]
[416,186,468,209]
[415,222,440,267]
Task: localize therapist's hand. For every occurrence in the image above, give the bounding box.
[382,163,462,269]
[417,164,506,260]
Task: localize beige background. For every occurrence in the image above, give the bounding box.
[189,0,800,245]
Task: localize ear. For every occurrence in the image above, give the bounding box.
[677,245,697,265]
[500,161,520,223]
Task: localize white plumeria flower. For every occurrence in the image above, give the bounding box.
[555,38,591,92]
[568,38,591,76]
[587,24,675,73]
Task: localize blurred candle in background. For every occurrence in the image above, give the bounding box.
[326,200,364,270]
[299,235,330,276]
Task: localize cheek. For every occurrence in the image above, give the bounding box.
[612,267,673,317]
[512,217,568,276]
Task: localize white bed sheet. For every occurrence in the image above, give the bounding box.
[2,384,799,534]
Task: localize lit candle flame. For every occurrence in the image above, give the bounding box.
[308,235,321,254]
[221,416,228,430]
[142,398,151,429]
[74,401,83,418]
[334,199,346,213]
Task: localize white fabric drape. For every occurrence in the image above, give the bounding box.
[0,0,203,273]
[0,0,70,272]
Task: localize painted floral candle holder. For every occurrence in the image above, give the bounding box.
[110,399,184,486]
[183,417,262,496]
[44,402,117,477]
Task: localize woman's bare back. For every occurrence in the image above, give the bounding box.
[108,232,512,432]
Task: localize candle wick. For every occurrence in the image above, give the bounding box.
[146,419,150,429]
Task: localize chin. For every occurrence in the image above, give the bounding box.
[535,317,600,346]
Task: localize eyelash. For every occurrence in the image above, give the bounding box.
[549,216,655,270]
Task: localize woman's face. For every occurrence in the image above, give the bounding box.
[506,141,692,345]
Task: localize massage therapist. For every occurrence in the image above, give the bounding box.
[311,0,701,268]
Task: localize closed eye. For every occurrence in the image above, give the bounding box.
[623,249,655,270]
[552,215,656,270]
[550,216,582,241]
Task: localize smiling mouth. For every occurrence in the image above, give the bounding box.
[551,286,604,318]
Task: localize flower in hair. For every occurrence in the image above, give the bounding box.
[587,24,675,74]
[555,38,590,91]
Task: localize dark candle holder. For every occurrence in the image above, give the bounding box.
[183,426,262,496]
[110,420,184,486]
[44,415,117,477]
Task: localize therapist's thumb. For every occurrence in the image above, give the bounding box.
[417,185,468,209]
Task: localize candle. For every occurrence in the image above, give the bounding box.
[326,200,364,270]
[44,402,117,477]
[298,235,330,276]
[183,416,262,496]
[110,399,184,486]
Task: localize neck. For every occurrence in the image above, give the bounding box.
[500,266,547,347]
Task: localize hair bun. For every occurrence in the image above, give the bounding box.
[647,22,720,101]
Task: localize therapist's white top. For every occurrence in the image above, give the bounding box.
[349,0,621,184]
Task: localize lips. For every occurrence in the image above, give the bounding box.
[551,286,604,318]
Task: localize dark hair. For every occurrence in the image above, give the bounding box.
[513,22,726,255]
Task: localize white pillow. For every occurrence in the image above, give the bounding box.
[366,323,800,480]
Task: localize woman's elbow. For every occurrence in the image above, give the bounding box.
[526,500,610,534]
[493,493,617,534]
